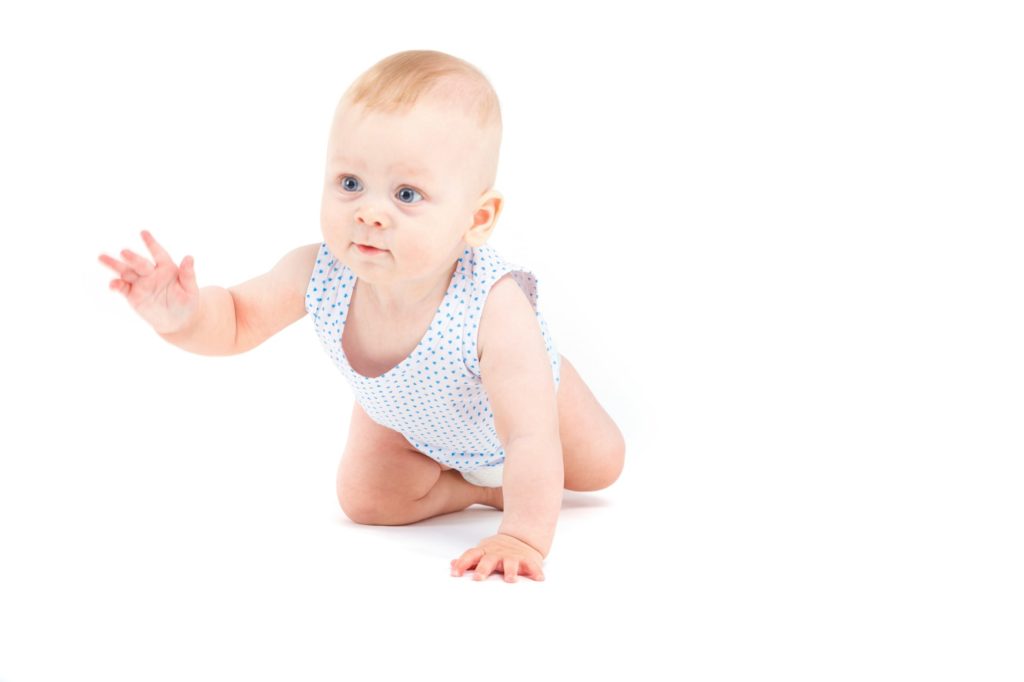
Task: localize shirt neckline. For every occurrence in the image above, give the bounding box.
[337,253,466,381]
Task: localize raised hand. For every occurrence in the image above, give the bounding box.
[98,230,200,335]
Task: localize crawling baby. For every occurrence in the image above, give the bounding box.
[98,49,625,583]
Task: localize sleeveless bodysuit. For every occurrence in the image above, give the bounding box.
[305,242,561,487]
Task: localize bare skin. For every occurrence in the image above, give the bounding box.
[335,353,623,519]
[99,88,626,584]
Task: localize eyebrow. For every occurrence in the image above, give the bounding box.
[331,155,433,180]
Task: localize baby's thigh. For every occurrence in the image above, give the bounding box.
[335,402,446,519]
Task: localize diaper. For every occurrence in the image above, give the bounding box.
[460,462,504,488]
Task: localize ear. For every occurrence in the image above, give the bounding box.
[464,190,504,247]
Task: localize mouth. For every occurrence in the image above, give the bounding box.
[355,243,387,255]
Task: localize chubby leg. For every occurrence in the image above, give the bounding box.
[556,354,626,491]
[336,352,622,525]
[336,401,502,526]
[396,353,620,515]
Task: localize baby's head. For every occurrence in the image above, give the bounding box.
[320,50,504,286]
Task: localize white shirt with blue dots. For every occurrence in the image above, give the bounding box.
[305,242,561,488]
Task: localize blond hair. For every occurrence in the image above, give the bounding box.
[339,50,502,135]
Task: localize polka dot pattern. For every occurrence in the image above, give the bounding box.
[305,243,561,484]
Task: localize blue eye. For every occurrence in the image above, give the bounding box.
[339,175,423,204]
[396,187,423,204]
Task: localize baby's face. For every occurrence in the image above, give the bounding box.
[320,99,498,287]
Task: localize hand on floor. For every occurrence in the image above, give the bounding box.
[450,533,546,582]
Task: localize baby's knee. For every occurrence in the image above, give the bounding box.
[337,493,396,525]
[337,482,379,525]
[336,480,420,526]
[565,435,625,492]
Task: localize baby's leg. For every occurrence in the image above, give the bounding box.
[556,354,626,491]
[336,402,500,525]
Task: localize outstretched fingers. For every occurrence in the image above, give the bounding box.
[97,253,129,277]
[177,254,197,294]
[119,248,154,277]
[98,230,170,284]
[140,230,173,266]
[98,253,140,285]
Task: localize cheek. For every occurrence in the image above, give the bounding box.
[319,193,333,219]
[319,198,350,230]
[394,236,434,264]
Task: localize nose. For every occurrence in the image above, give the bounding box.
[356,205,385,229]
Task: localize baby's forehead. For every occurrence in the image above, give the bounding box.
[336,104,494,149]
[342,98,476,131]
[330,97,499,186]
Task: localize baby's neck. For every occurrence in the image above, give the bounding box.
[361,259,458,319]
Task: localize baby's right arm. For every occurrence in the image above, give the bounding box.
[99,231,320,356]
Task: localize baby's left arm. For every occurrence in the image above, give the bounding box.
[450,275,562,582]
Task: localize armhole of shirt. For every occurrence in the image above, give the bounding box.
[463,265,540,379]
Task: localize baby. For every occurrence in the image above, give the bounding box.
[98,50,625,583]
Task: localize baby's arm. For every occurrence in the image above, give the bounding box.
[477,276,563,554]
[226,242,321,355]
[99,231,320,356]
[450,275,560,582]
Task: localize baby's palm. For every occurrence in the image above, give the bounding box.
[98,230,199,335]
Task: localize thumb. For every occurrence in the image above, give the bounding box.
[178,255,198,294]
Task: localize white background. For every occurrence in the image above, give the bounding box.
[1,0,1021,680]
